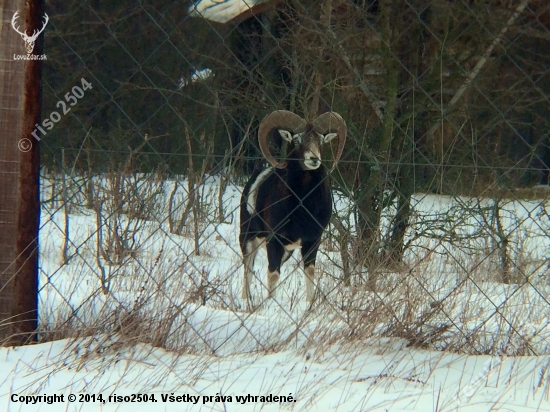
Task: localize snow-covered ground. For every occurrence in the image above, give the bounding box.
[1,174,550,411]
[2,336,550,411]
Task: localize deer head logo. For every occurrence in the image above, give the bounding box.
[11,11,49,55]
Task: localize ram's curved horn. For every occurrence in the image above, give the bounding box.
[312,112,347,170]
[258,110,306,169]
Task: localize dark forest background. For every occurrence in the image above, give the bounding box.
[40,0,550,266]
[41,0,550,182]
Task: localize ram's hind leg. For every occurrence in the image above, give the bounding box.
[302,241,321,302]
[266,240,285,299]
[241,237,263,299]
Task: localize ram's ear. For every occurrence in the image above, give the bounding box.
[278,129,294,143]
[321,132,338,144]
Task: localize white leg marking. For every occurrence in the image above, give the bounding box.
[284,239,302,251]
[242,238,265,299]
[305,265,315,302]
[267,269,280,298]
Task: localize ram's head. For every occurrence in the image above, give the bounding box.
[258,111,347,171]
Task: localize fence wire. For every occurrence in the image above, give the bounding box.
[19,0,550,359]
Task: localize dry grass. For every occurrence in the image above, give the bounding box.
[16,173,550,361]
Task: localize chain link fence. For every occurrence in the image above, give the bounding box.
[26,0,550,362]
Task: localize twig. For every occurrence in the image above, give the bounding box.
[425,1,530,138]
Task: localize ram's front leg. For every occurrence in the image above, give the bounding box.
[302,240,321,302]
[265,240,285,299]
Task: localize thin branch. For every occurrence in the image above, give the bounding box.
[332,34,385,122]
[426,1,530,138]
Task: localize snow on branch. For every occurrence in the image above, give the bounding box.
[188,0,276,23]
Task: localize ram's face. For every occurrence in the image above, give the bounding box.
[278,127,338,170]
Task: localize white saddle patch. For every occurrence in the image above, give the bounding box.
[246,168,273,214]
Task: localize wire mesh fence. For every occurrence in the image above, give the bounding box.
[12,0,550,363]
